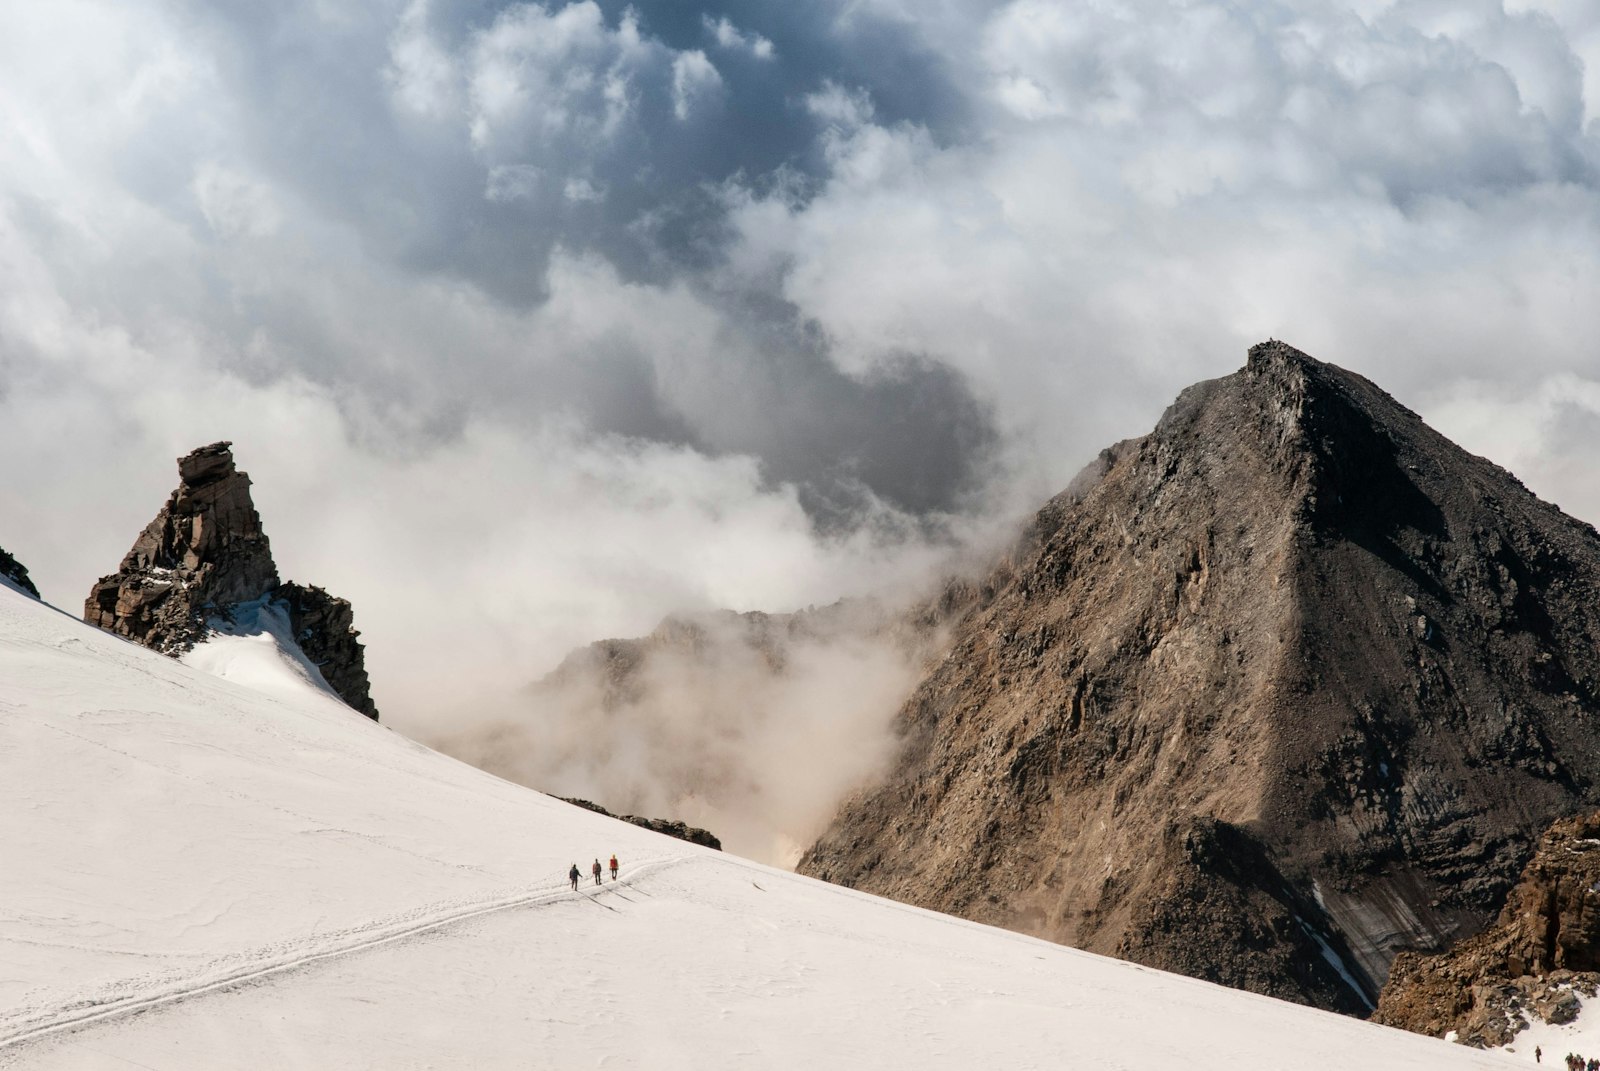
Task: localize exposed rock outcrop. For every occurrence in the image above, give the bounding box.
[799,341,1600,1015]
[86,442,277,653]
[0,544,39,599]
[558,796,723,850]
[85,442,379,720]
[273,582,379,720]
[1375,811,1600,1046]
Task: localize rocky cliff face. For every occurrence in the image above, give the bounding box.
[86,442,378,720]
[798,341,1600,1015]
[1375,811,1600,1046]
[0,544,39,598]
[272,582,379,720]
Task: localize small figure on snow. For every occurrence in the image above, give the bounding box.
[1535,1045,1540,1064]
[592,858,603,886]
[609,853,619,881]
[569,863,580,891]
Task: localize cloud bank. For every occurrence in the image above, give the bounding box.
[434,603,928,865]
[2,0,1598,842]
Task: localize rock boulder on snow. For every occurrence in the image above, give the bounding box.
[558,797,723,850]
[0,543,39,598]
[85,442,379,720]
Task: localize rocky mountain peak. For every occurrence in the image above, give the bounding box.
[86,443,379,720]
[799,340,1600,1015]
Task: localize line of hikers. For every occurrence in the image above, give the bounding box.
[1564,1053,1595,1071]
[568,854,619,890]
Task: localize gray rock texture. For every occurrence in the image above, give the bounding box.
[0,544,39,599]
[798,341,1600,1015]
[85,442,378,720]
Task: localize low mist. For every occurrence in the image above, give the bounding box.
[427,602,938,866]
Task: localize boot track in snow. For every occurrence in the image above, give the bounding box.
[0,859,681,1054]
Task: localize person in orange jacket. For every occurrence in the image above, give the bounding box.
[609,853,619,880]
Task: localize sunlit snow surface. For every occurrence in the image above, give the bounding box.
[1498,993,1600,1066]
[180,597,343,705]
[0,584,1525,1069]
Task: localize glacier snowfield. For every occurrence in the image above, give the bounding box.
[0,580,1534,1068]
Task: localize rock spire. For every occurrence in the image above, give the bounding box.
[86,442,379,720]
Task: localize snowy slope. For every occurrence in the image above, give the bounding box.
[180,596,346,706]
[0,583,1524,1069]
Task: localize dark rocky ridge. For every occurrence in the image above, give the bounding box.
[798,341,1600,1015]
[558,797,723,850]
[1375,810,1600,1046]
[0,544,39,598]
[86,442,378,720]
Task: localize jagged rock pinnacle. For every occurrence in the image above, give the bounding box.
[86,443,379,720]
[86,442,277,648]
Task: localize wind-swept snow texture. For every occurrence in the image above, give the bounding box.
[0,583,1518,1069]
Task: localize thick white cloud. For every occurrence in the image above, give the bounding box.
[705,15,776,60]
[724,0,1600,509]
[670,49,723,120]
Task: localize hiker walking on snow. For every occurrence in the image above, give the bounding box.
[592,859,603,886]
[609,854,619,881]
[568,863,580,891]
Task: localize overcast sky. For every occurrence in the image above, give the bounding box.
[2,0,1598,732]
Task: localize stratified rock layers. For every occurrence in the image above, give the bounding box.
[86,442,378,720]
[799,342,1600,1015]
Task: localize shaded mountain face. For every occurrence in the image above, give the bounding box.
[85,442,379,720]
[0,544,38,598]
[798,341,1600,1015]
[1375,810,1600,1047]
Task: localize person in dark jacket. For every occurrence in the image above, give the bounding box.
[568,863,580,891]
